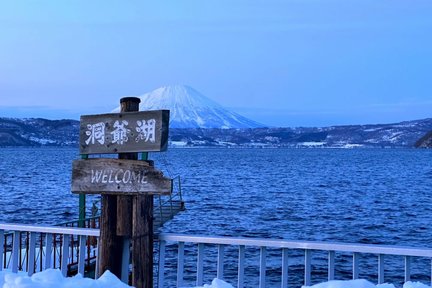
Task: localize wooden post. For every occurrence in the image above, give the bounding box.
[98,194,122,277]
[98,97,141,279]
[117,97,140,284]
[117,97,140,236]
[132,168,154,288]
[77,98,170,288]
[116,97,155,288]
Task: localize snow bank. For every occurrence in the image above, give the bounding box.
[302,279,431,288]
[0,269,131,288]
[193,278,234,288]
[0,271,428,288]
[193,278,431,288]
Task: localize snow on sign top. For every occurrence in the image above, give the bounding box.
[79,110,170,154]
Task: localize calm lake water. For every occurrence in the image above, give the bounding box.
[0,147,431,286]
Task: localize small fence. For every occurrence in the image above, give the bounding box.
[1,224,432,288]
[0,223,99,277]
[157,233,432,288]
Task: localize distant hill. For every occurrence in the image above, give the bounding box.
[169,118,432,148]
[415,131,432,148]
[1,117,431,148]
[113,85,265,129]
[0,118,79,147]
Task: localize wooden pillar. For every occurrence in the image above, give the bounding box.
[132,175,154,288]
[117,97,141,236]
[98,195,122,277]
[98,97,141,279]
[74,101,170,288]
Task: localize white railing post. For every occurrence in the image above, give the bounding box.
[353,252,360,279]
[238,245,245,288]
[94,240,99,280]
[28,232,37,276]
[12,231,20,273]
[44,233,53,269]
[158,240,166,288]
[78,235,86,275]
[281,248,289,288]
[177,242,185,288]
[378,254,384,284]
[61,234,71,277]
[217,244,225,279]
[0,230,4,271]
[196,243,204,286]
[121,238,130,283]
[404,256,411,282]
[328,251,335,281]
[304,249,312,286]
[259,246,266,288]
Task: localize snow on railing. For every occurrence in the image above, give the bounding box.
[0,223,99,278]
[157,233,432,288]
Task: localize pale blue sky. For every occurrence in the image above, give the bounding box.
[0,1,431,127]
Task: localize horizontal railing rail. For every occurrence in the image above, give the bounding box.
[0,223,99,237]
[157,233,432,288]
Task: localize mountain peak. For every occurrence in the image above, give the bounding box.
[140,84,223,111]
[116,85,265,129]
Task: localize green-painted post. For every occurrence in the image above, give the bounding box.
[78,154,88,228]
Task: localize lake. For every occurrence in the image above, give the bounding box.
[0,147,431,286]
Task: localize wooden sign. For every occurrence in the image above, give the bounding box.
[71,159,172,195]
[79,110,169,154]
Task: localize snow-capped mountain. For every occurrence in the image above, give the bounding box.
[115,85,265,128]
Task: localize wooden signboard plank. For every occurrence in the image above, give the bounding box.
[79,110,169,154]
[71,159,172,195]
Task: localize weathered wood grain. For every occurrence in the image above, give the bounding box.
[79,110,169,154]
[71,159,172,195]
[132,194,153,288]
[98,194,123,278]
[116,97,140,238]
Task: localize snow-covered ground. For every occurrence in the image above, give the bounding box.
[302,279,431,288]
[0,269,130,288]
[193,279,432,288]
[0,270,429,288]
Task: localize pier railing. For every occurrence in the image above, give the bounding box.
[157,233,432,288]
[155,175,184,228]
[1,224,432,287]
[0,223,99,278]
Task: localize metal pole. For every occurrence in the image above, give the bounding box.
[78,154,88,228]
